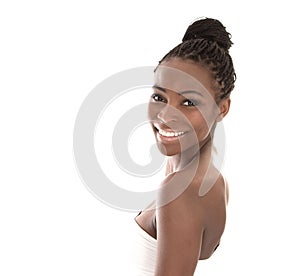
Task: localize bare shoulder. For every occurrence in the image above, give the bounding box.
[155,171,206,275]
[157,167,227,209]
[157,170,205,212]
[156,169,212,232]
[157,167,228,238]
[154,169,228,273]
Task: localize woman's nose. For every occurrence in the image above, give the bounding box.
[157,104,180,124]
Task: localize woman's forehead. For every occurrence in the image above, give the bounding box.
[154,64,214,99]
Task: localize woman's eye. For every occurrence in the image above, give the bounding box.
[182,99,199,106]
[151,94,166,102]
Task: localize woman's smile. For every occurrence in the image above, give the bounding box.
[154,124,188,142]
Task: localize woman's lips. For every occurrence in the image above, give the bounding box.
[154,126,187,141]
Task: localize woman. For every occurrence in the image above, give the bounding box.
[133,17,236,275]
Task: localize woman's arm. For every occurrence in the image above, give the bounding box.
[155,176,205,276]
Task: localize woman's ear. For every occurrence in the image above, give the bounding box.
[217,98,231,122]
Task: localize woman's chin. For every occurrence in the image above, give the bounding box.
[156,142,181,156]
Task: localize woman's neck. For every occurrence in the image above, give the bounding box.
[167,135,213,173]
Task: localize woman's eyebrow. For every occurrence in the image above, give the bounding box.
[153,85,203,97]
[152,85,166,92]
[180,90,204,97]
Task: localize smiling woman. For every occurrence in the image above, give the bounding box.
[132,17,236,275]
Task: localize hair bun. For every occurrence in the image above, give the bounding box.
[182,18,233,52]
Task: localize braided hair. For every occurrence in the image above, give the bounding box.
[159,18,236,100]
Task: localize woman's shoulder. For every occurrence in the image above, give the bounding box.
[157,165,227,211]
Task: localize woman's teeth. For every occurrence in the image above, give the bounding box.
[158,128,185,137]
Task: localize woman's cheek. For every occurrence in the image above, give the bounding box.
[148,102,163,120]
[194,105,218,129]
[187,111,213,140]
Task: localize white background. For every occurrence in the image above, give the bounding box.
[1,0,300,275]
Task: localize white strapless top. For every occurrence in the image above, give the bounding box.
[130,219,157,275]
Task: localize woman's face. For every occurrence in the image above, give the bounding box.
[148,58,226,156]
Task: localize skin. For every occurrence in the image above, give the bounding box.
[135,57,230,276]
